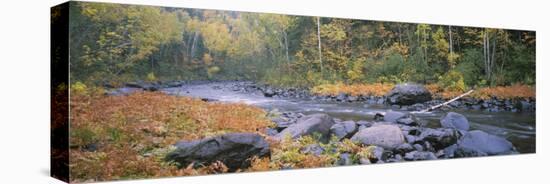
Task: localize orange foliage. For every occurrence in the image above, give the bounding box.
[69,92,271,182]
[311,83,394,96]
[472,84,536,100]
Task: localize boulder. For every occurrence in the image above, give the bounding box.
[350,124,405,149]
[275,113,336,142]
[165,133,270,171]
[440,112,470,131]
[330,121,358,140]
[386,83,432,105]
[454,130,515,156]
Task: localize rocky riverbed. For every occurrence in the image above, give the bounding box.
[105,80,535,170]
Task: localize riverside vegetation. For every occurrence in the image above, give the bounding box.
[61,1,536,183]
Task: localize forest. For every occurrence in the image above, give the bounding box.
[69,2,535,92]
[61,2,536,182]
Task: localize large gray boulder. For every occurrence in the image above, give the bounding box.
[454,130,515,157]
[386,83,432,105]
[165,133,270,171]
[275,113,336,142]
[351,124,405,149]
[330,120,358,140]
[440,112,470,131]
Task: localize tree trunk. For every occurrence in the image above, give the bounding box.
[449,25,453,66]
[284,30,290,64]
[317,17,323,74]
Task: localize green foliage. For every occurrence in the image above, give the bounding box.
[438,70,466,92]
[456,48,483,86]
[69,1,535,91]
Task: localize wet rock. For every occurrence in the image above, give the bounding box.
[350,124,405,149]
[263,88,276,97]
[165,133,270,171]
[516,100,534,112]
[336,93,348,102]
[330,121,358,140]
[347,96,358,102]
[386,83,432,105]
[440,112,470,131]
[454,130,515,157]
[404,151,437,161]
[275,113,336,142]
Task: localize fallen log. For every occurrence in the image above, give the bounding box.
[413,89,474,113]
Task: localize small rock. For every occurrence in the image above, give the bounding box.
[404,151,437,161]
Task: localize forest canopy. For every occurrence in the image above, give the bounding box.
[69,2,536,90]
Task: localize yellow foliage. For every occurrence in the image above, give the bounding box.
[311,82,394,96]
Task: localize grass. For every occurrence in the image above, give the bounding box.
[69,92,273,182]
[312,83,535,100]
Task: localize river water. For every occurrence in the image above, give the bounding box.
[161,82,536,153]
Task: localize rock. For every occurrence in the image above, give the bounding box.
[516,100,534,112]
[275,114,336,142]
[395,143,414,154]
[443,144,458,158]
[165,133,270,171]
[454,130,515,157]
[386,83,432,105]
[418,128,461,150]
[263,88,276,97]
[338,153,353,165]
[377,110,406,123]
[413,144,424,151]
[404,151,437,161]
[265,128,279,136]
[347,96,358,102]
[301,144,324,156]
[271,117,294,131]
[440,112,470,131]
[330,121,358,140]
[356,120,373,128]
[359,158,371,165]
[375,110,418,126]
[350,124,405,149]
[336,93,347,102]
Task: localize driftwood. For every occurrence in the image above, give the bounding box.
[414,89,474,113]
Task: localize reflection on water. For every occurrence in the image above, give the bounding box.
[163,82,536,153]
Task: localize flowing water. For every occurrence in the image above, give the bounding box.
[161,82,536,153]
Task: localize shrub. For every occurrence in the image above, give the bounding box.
[438,70,466,92]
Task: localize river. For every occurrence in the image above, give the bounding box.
[160,81,536,153]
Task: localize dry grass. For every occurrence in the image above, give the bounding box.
[472,84,536,100]
[69,92,272,182]
[311,82,394,97]
[313,83,535,100]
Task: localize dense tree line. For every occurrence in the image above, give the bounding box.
[69,2,536,90]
